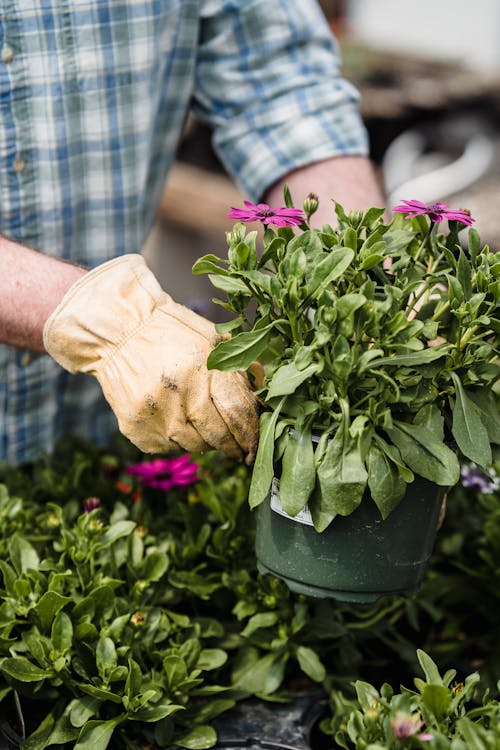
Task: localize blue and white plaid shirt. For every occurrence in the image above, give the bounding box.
[0,0,368,464]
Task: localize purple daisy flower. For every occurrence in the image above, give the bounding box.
[228,200,306,227]
[393,199,474,226]
[126,455,199,492]
[390,712,432,741]
[461,463,500,494]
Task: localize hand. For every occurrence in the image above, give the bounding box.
[43,255,259,463]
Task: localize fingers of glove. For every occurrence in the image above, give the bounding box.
[186,370,249,462]
[121,399,211,455]
[96,352,214,455]
[207,369,260,465]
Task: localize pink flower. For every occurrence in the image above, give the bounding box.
[390,712,432,740]
[228,200,306,226]
[126,455,199,492]
[393,199,474,226]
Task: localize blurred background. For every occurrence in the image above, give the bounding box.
[144,0,500,319]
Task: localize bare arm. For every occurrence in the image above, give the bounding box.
[0,236,86,351]
[264,155,386,226]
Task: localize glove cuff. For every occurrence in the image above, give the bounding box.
[43,254,165,373]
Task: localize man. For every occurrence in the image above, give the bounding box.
[0,0,384,466]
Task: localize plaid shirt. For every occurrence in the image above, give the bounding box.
[0,0,368,464]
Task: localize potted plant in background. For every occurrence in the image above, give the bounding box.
[193,193,500,603]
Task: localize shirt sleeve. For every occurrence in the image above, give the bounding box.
[194,0,369,202]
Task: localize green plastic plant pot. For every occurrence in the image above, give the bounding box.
[255,476,445,603]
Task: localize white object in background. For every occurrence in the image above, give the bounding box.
[348,0,500,73]
[383,127,495,207]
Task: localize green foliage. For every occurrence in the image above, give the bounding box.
[194,196,500,528]
[322,650,500,749]
[0,438,499,747]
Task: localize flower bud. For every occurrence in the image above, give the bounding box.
[303,192,319,219]
[131,611,145,626]
[83,496,101,513]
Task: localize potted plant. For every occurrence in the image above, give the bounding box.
[193,193,500,603]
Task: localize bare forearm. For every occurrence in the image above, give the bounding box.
[0,236,86,351]
[265,156,386,226]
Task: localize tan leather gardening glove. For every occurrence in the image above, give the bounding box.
[43,254,259,463]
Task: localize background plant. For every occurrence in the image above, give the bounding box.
[194,196,500,529]
[0,438,499,748]
[321,650,500,749]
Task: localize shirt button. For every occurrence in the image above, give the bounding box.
[13,157,26,173]
[1,46,14,64]
[20,351,33,367]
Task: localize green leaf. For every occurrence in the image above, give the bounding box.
[468,227,481,264]
[0,656,53,682]
[21,711,56,750]
[279,425,316,516]
[51,610,73,654]
[241,612,279,637]
[239,269,272,294]
[197,649,227,671]
[287,229,324,260]
[422,683,451,717]
[125,659,142,700]
[413,404,444,442]
[129,703,184,722]
[259,236,286,267]
[8,535,39,574]
[233,652,287,695]
[267,361,320,399]
[417,649,443,684]
[47,710,81,746]
[342,227,358,250]
[73,585,116,624]
[207,274,250,294]
[77,684,123,704]
[367,444,406,519]
[214,316,245,334]
[207,322,277,372]
[192,255,228,275]
[69,696,102,728]
[96,636,118,676]
[94,520,136,550]
[305,248,354,301]
[368,347,449,367]
[457,250,472,299]
[467,389,500,444]
[248,402,285,509]
[74,718,124,750]
[354,680,381,709]
[283,183,294,208]
[175,725,217,750]
[295,646,326,683]
[456,717,491,750]
[163,655,188,690]
[139,550,169,582]
[33,591,72,632]
[387,422,460,486]
[451,373,492,467]
[316,428,367,516]
[373,433,414,483]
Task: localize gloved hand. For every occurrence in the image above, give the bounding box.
[43,254,259,463]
